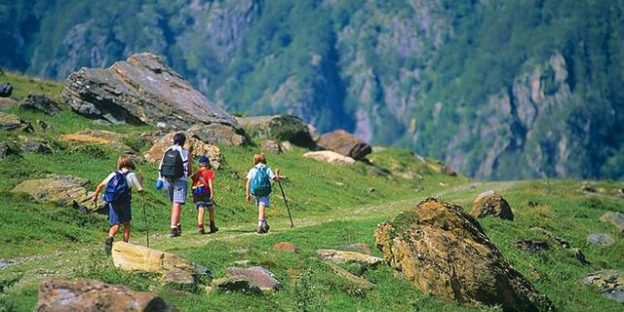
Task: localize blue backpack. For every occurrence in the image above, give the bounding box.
[250,166,272,197]
[103,171,131,204]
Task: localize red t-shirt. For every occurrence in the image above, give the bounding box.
[192,168,214,186]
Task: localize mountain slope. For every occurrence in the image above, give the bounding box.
[1,0,623,180]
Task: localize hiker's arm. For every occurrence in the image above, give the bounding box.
[92,183,106,203]
[208,178,214,200]
[273,168,281,182]
[245,179,251,203]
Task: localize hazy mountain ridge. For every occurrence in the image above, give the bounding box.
[1,0,623,180]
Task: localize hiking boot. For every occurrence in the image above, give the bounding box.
[198,228,205,235]
[176,223,182,235]
[208,225,219,234]
[168,227,181,238]
[264,222,270,232]
[104,236,113,255]
[256,226,267,234]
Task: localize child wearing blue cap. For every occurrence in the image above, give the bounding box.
[191,155,217,234]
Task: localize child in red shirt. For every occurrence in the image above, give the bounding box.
[191,155,217,234]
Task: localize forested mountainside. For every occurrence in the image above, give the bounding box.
[1,0,623,180]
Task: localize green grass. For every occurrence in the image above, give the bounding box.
[0,73,623,311]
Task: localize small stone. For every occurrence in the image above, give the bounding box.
[162,268,195,290]
[212,276,261,294]
[263,140,281,153]
[600,211,624,234]
[515,240,549,253]
[273,242,298,253]
[316,249,382,268]
[587,233,615,247]
[303,151,356,165]
[18,93,61,115]
[367,187,376,193]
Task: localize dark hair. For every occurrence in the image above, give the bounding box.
[173,132,186,146]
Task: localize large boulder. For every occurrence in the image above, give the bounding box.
[236,115,315,148]
[0,112,33,132]
[303,150,356,165]
[63,52,242,132]
[11,174,93,209]
[375,198,554,311]
[186,124,247,146]
[582,271,624,303]
[35,279,177,312]
[317,129,372,160]
[470,190,514,220]
[19,93,61,115]
[144,131,223,169]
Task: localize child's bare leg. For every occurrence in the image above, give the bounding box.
[257,203,265,223]
[108,224,120,237]
[197,207,205,227]
[122,222,131,242]
[208,206,215,223]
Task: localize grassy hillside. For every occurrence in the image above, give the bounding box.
[0,73,623,311]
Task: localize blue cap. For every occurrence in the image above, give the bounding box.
[198,155,209,164]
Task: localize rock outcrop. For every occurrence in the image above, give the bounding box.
[317,129,372,160]
[144,131,223,169]
[375,198,554,311]
[186,124,246,146]
[11,174,93,209]
[237,115,315,148]
[303,150,356,165]
[35,279,177,312]
[582,271,624,303]
[19,94,61,115]
[63,53,242,132]
[0,112,33,132]
[470,190,514,220]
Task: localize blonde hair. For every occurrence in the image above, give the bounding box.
[252,153,267,165]
[117,155,136,170]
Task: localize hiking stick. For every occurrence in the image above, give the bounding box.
[277,180,294,228]
[141,195,150,247]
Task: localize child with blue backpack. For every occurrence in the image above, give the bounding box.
[93,155,144,255]
[191,155,217,234]
[245,153,280,234]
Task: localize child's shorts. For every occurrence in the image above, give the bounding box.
[195,198,213,209]
[109,201,131,225]
[255,196,270,208]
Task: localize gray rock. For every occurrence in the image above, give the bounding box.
[471,190,514,221]
[225,266,280,291]
[63,53,242,133]
[20,138,53,154]
[162,268,195,290]
[19,94,61,115]
[600,211,624,234]
[587,233,615,247]
[263,140,281,153]
[187,123,247,146]
[582,271,624,303]
[236,115,315,148]
[317,129,372,160]
[515,240,549,253]
[0,112,33,132]
[0,258,13,269]
[0,83,12,97]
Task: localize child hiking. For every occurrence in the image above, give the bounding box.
[93,155,144,255]
[159,132,192,238]
[191,155,218,234]
[245,153,280,234]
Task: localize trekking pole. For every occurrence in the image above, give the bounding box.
[277,180,294,228]
[141,195,150,247]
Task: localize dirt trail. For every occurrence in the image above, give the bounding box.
[1,181,520,284]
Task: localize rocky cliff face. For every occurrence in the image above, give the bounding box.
[1,0,622,180]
